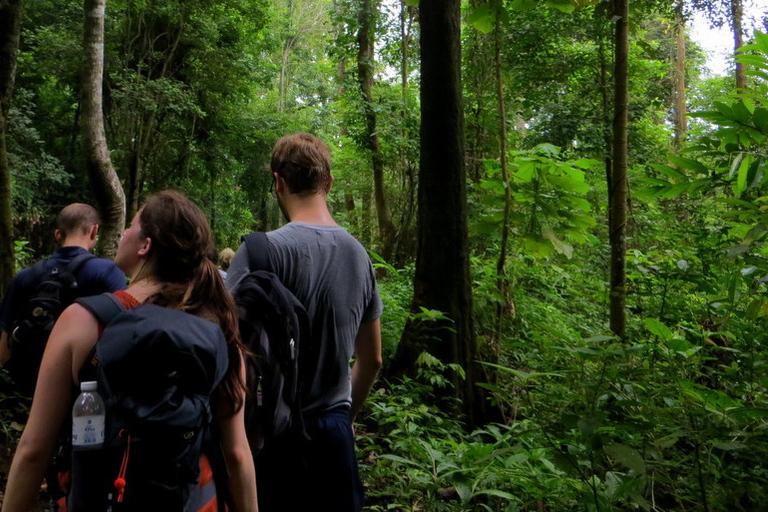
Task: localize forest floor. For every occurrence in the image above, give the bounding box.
[0,385,48,512]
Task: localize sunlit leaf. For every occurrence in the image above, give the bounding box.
[467,3,496,34]
[644,318,672,339]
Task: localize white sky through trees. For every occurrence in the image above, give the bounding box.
[689,0,766,76]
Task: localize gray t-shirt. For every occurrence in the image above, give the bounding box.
[227,222,383,413]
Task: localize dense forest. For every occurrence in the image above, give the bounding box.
[1,0,768,510]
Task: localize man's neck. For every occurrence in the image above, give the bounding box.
[60,236,94,251]
[282,194,337,226]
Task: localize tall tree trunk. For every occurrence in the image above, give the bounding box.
[278,36,295,113]
[392,0,482,427]
[493,4,514,337]
[610,0,629,338]
[81,0,125,257]
[673,0,687,151]
[731,0,747,92]
[0,0,22,293]
[597,15,613,234]
[394,0,415,266]
[357,0,396,262]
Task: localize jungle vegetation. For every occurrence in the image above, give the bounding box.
[1,0,768,510]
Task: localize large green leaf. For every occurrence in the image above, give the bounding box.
[644,318,672,339]
[732,101,753,124]
[508,0,536,11]
[543,227,574,258]
[467,3,496,34]
[667,155,708,174]
[650,163,688,182]
[604,444,646,474]
[734,154,752,195]
[545,0,576,13]
[754,108,768,130]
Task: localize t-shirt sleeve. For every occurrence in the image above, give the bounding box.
[101,262,128,292]
[362,265,383,323]
[225,243,250,292]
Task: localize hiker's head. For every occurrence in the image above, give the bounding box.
[133,191,216,283]
[270,133,332,196]
[54,203,99,248]
[117,190,245,415]
[219,248,235,272]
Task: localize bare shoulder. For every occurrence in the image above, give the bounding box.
[48,303,100,352]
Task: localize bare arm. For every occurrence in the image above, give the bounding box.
[1,304,99,512]
[217,356,258,512]
[350,318,383,423]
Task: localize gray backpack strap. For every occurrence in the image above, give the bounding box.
[76,293,126,327]
[241,232,271,272]
[75,293,126,384]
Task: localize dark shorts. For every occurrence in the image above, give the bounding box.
[255,407,363,512]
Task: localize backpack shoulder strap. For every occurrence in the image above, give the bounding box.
[76,293,127,383]
[76,292,126,327]
[29,258,51,282]
[64,252,96,276]
[241,232,271,272]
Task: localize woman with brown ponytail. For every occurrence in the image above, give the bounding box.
[2,191,257,512]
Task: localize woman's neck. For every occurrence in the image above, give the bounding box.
[126,276,161,303]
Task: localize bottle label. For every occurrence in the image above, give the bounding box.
[72,415,105,447]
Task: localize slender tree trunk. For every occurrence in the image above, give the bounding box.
[278,37,294,113]
[81,0,125,257]
[392,0,482,427]
[493,5,514,337]
[610,0,629,338]
[597,17,613,234]
[361,189,372,248]
[357,0,396,262]
[0,106,13,296]
[673,0,687,151]
[731,0,747,92]
[0,0,22,293]
[400,0,409,94]
[394,0,415,265]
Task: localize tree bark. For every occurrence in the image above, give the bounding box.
[493,4,514,336]
[392,0,481,427]
[596,14,612,232]
[731,0,747,92]
[81,0,125,257]
[357,0,397,262]
[0,0,22,294]
[610,0,629,338]
[673,0,687,151]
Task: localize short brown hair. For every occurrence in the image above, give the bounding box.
[56,203,100,237]
[270,133,331,194]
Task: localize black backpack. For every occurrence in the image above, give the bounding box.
[69,293,229,511]
[7,252,95,397]
[234,232,311,453]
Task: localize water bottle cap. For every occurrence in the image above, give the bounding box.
[80,381,98,391]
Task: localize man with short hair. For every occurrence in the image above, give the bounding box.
[0,203,126,390]
[227,133,383,512]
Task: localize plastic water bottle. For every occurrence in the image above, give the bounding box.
[72,381,105,449]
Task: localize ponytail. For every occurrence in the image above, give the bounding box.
[139,191,247,417]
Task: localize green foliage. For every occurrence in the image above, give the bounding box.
[474,144,599,260]
[13,240,35,269]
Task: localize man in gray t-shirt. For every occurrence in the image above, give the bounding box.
[227,133,382,512]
